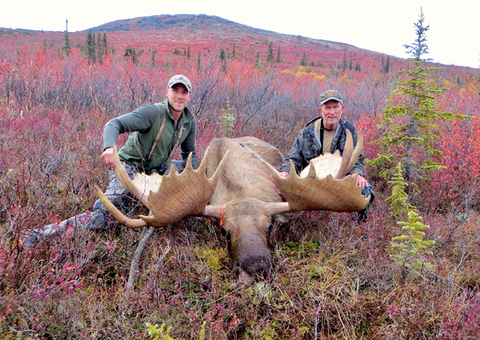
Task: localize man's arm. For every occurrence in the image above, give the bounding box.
[280,134,306,175]
[102,105,159,151]
[101,104,159,169]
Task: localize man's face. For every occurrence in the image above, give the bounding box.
[319,100,345,130]
[166,83,191,113]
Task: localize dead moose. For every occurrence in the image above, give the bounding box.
[95,131,370,285]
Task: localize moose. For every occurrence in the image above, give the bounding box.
[95,131,370,285]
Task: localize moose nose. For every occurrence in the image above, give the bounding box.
[235,233,273,284]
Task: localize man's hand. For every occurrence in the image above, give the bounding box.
[278,171,289,178]
[355,174,368,189]
[101,147,115,170]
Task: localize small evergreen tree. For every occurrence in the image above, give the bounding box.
[388,163,436,276]
[386,163,416,219]
[165,54,170,68]
[124,46,137,63]
[101,33,108,56]
[62,19,71,57]
[151,50,157,67]
[255,51,261,70]
[276,46,281,63]
[219,47,226,61]
[266,42,274,62]
[368,9,468,183]
[341,48,347,71]
[96,33,103,64]
[85,30,96,64]
[197,51,202,72]
[381,55,390,73]
[300,51,307,66]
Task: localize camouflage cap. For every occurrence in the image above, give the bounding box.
[168,74,192,92]
[319,90,343,105]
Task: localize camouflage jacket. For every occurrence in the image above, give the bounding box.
[280,117,366,177]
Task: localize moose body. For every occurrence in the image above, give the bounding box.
[96,134,369,284]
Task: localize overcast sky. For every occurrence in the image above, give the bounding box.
[2,0,479,69]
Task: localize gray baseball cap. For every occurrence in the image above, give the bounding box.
[320,90,343,105]
[168,75,192,92]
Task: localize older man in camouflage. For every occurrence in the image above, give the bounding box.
[278,89,374,222]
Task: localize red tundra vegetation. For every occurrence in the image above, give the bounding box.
[0,17,479,339]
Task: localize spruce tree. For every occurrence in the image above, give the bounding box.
[388,163,435,276]
[62,19,71,57]
[369,9,468,183]
[341,48,347,71]
[85,30,96,64]
[102,33,108,56]
[197,51,202,73]
[300,51,306,66]
[96,33,103,64]
[219,48,226,61]
[266,42,274,62]
[255,51,261,70]
[151,50,157,67]
[124,46,136,63]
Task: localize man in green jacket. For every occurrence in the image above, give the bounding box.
[26,75,198,245]
[101,74,198,174]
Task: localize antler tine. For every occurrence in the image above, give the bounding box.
[334,129,354,179]
[264,159,370,213]
[94,185,147,228]
[346,132,363,175]
[138,149,230,227]
[112,144,150,208]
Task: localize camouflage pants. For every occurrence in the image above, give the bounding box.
[24,164,138,245]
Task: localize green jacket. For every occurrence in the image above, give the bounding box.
[103,98,198,174]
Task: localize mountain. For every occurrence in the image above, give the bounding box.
[0,14,462,71]
[83,14,400,70]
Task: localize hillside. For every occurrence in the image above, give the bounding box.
[0,14,433,72]
[93,14,416,70]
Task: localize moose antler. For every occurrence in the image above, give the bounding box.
[263,130,370,213]
[95,145,228,228]
[300,130,363,179]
